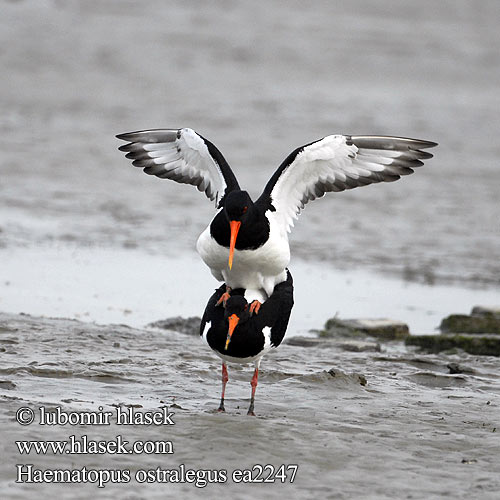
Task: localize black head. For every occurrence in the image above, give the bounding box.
[211,189,268,269]
[224,295,250,324]
[223,191,255,270]
[224,190,253,222]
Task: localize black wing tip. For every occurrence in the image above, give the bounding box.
[413,139,439,149]
[118,143,132,152]
[349,135,438,150]
[416,150,434,159]
[115,129,180,145]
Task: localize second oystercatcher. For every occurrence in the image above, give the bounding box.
[200,270,294,415]
[117,128,437,301]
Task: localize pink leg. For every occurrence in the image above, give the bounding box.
[218,363,228,412]
[247,367,259,416]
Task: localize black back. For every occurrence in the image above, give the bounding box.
[198,133,241,207]
[200,270,294,359]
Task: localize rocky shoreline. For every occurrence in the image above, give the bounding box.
[407,306,500,357]
[152,306,500,357]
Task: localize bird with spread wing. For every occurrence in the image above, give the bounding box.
[117,128,437,310]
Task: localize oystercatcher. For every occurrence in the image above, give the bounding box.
[117,128,437,300]
[200,270,294,415]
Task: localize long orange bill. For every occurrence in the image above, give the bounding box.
[228,220,241,270]
[225,313,240,351]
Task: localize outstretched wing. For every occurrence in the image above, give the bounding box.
[116,128,240,207]
[258,135,437,234]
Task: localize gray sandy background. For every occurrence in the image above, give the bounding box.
[1,0,499,498]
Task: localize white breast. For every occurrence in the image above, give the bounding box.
[196,211,290,296]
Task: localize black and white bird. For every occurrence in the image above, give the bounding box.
[200,270,294,415]
[117,128,437,305]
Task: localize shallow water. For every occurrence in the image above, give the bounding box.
[0,245,498,335]
[1,0,500,498]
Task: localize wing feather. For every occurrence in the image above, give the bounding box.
[116,128,239,207]
[259,134,437,234]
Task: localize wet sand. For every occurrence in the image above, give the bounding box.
[1,312,499,499]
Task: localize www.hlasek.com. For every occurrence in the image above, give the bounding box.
[14,406,298,488]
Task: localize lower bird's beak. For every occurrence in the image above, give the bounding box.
[224,313,240,350]
[228,220,241,270]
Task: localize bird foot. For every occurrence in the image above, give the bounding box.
[249,300,262,315]
[216,287,232,307]
[247,396,256,416]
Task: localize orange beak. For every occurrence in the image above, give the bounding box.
[225,313,240,350]
[228,220,241,270]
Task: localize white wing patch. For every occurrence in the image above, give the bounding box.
[262,326,272,350]
[269,134,437,235]
[117,128,227,206]
[201,321,211,343]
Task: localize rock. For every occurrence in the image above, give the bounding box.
[447,362,474,375]
[405,334,500,356]
[321,318,360,337]
[322,317,409,340]
[148,316,201,336]
[336,339,381,353]
[471,306,500,319]
[0,380,16,390]
[285,336,380,352]
[328,368,367,386]
[439,312,500,334]
[285,336,331,347]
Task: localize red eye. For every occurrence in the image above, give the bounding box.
[242,206,248,214]
[244,304,248,311]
